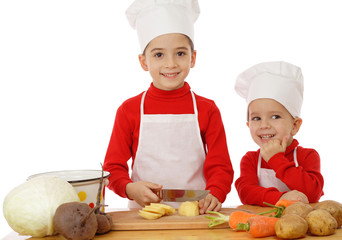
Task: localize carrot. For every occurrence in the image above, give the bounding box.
[205,211,258,229]
[275,199,298,208]
[260,200,298,218]
[229,211,258,229]
[236,215,279,238]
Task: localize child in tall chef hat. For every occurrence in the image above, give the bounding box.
[234,61,324,206]
[103,0,234,214]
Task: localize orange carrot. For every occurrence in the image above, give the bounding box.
[261,200,298,218]
[275,199,298,208]
[205,211,258,229]
[236,215,279,238]
[228,211,258,229]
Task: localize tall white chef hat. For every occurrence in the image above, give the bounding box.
[126,0,200,52]
[235,61,304,118]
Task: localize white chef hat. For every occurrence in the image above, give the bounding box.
[235,61,304,118]
[126,0,200,52]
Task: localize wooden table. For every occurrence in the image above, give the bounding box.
[3,205,342,240]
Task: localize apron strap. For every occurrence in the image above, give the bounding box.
[293,147,299,167]
[140,91,147,116]
[190,90,198,116]
[257,154,262,177]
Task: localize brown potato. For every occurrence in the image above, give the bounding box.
[305,209,337,236]
[275,214,308,239]
[282,201,313,219]
[314,200,342,228]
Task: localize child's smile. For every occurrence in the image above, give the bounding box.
[259,134,275,140]
[161,71,180,79]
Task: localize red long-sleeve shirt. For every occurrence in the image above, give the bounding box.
[103,82,234,203]
[235,139,324,206]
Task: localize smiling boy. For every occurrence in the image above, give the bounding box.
[234,61,324,206]
[103,0,234,214]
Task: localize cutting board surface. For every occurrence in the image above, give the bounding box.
[109,208,253,230]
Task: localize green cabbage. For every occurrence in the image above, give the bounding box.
[3,175,80,237]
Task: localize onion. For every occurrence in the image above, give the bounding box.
[3,175,80,237]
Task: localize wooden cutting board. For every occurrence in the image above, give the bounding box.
[109,207,254,231]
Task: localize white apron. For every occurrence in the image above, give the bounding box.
[257,147,298,192]
[129,90,206,208]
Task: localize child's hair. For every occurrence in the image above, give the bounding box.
[142,34,194,56]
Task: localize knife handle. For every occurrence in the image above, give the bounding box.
[155,189,163,199]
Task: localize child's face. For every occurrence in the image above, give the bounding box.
[138,33,196,91]
[247,98,302,148]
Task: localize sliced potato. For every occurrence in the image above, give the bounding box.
[138,210,162,220]
[150,203,176,214]
[142,205,166,215]
[178,201,199,216]
[138,203,176,220]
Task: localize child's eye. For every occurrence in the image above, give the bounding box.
[154,52,163,58]
[272,115,281,119]
[251,116,261,121]
[177,51,185,56]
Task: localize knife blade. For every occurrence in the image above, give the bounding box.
[156,189,210,202]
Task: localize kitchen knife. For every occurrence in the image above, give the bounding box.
[156,189,210,202]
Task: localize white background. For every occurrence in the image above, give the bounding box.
[1,0,341,237]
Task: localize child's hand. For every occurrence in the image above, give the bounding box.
[260,136,288,162]
[280,190,309,204]
[126,181,162,207]
[198,193,222,215]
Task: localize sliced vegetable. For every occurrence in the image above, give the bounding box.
[139,203,175,220]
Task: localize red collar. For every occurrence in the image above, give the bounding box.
[147,82,191,99]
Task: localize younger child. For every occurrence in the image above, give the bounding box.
[234,61,324,206]
[103,0,234,214]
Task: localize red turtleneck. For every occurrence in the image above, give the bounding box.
[235,139,324,206]
[103,82,234,203]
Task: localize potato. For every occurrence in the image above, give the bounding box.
[282,201,313,219]
[138,210,162,220]
[139,203,175,220]
[314,200,342,228]
[305,209,337,236]
[275,214,308,239]
[142,205,166,215]
[150,203,176,214]
[178,201,199,216]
